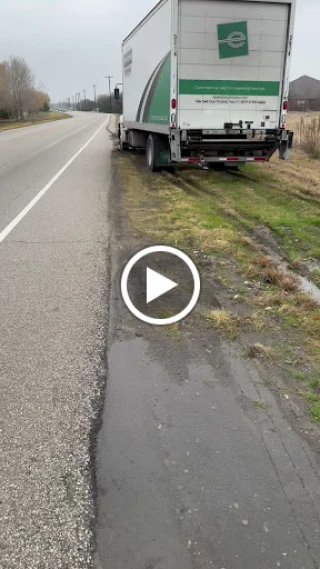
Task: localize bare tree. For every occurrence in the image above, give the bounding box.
[0,62,11,117]
[5,56,35,120]
[1,56,49,121]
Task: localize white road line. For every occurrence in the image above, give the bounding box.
[0,118,110,243]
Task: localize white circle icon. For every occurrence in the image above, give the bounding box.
[121,245,201,326]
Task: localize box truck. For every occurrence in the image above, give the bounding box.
[117,0,296,170]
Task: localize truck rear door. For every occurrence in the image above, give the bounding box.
[178,0,289,130]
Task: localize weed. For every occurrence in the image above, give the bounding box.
[309,378,320,390]
[244,343,272,359]
[305,392,320,403]
[253,400,268,409]
[291,371,307,382]
[206,309,241,339]
[310,405,320,421]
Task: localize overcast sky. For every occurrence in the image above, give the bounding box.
[0,0,316,102]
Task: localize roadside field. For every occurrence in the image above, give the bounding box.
[113,118,320,425]
[0,111,72,131]
[288,111,320,158]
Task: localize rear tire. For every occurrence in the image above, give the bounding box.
[146,134,171,172]
[118,124,129,151]
[146,135,158,171]
[119,139,129,152]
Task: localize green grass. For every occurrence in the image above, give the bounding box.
[310,405,320,421]
[291,371,308,382]
[309,378,320,390]
[182,165,320,263]
[306,393,320,402]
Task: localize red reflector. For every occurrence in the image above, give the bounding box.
[188,157,200,163]
[227,157,239,161]
[171,99,176,109]
[254,157,266,161]
[283,100,288,111]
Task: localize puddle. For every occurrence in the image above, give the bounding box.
[254,226,320,304]
[298,274,320,302]
[261,248,320,304]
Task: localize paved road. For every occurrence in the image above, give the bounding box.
[0,112,112,568]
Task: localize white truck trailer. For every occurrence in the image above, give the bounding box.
[117,0,296,171]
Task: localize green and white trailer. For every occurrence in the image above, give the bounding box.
[118,0,296,170]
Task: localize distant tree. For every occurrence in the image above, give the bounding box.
[75,98,96,112]
[98,93,122,114]
[37,90,50,111]
[26,89,50,118]
[97,94,109,113]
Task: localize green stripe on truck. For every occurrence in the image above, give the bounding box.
[179,80,280,97]
[143,54,171,125]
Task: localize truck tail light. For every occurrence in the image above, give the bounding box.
[283,101,288,111]
[171,99,176,110]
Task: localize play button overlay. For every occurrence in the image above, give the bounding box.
[146,268,178,304]
[121,245,201,326]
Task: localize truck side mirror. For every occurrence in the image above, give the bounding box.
[114,88,120,101]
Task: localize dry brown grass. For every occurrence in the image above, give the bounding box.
[206,309,242,339]
[265,112,320,200]
[285,112,320,158]
[244,343,273,359]
[197,227,239,253]
[246,257,299,292]
[300,116,320,159]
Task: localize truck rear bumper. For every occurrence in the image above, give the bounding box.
[174,129,293,164]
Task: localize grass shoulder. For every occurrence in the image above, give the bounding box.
[0,111,72,131]
[114,147,320,424]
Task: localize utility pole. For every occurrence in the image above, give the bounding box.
[83,90,86,111]
[78,92,81,112]
[105,75,113,113]
[93,84,97,112]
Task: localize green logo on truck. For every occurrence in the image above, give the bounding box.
[218,21,249,59]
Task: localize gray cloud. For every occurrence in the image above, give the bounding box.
[0,0,315,102]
